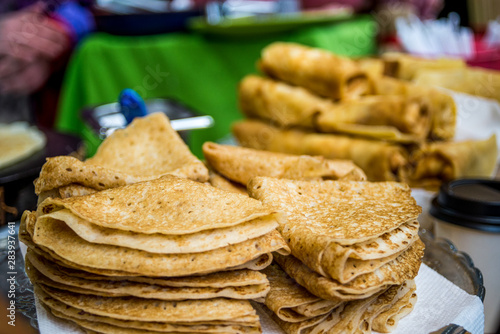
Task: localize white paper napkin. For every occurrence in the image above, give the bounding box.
[450,90,500,161]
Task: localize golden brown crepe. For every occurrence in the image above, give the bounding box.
[409,135,498,189]
[382,52,466,81]
[26,254,270,301]
[35,284,260,324]
[261,264,343,323]
[372,77,457,141]
[356,58,385,80]
[372,281,418,333]
[258,299,345,334]
[260,271,416,334]
[413,67,500,102]
[238,75,430,142]
[26,248,269,289]
[37,175,275,235]
[42,297,262,334]
[32,215,285,277]
[273,242,423,301]
[238,75,328,128]
[248,177,422,286]
[34,113,208,196]
[206,162,248,195]
[233,120,409,182]
[43,208,278,254]
[314,95,430,142]
[258,42,371,100]
[37,286,261,333]
[38,289,261,334]
[32,177,290,277]
[203,142,366,186]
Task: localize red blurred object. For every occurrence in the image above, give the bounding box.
[381,33,500,71]
[467,36,500,71]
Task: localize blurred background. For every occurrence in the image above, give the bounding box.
[0,0,499,154]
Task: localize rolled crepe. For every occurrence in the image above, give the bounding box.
[239,75,430,141]
[373,77,457,140]
[413,67,500,102]
[409,135,498,189]
[382,52,465,81]
[232,120,410,182]
[239,75,329,128]
[258,42,371,100]
[356,57,385,80]
[315,96,430,141]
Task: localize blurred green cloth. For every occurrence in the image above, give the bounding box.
[55,15,377,158]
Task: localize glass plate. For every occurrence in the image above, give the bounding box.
[0,223,485,333]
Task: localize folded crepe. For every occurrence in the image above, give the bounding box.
[248,177,422,285]
[258,42,371,100]
[238,75,430,141]
[34,284,262,333]
[409,135,498,189]
[382,52,466,81]
[203,142,366,187]
[232,120,409,182]
[26,251,270,301]
[21,218,275,280]
[371,281,418,333]
[26,248,269,288]
[261,264,344,323]
[413,67,500,102]
[32,176,289,277]
[272,245,423,301]
[34,113,209,197]
[372,77,457,141]
[206,162,248,195]
[260,265,416,334]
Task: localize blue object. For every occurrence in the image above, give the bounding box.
[54,2,95,42]
[118,88,148,124]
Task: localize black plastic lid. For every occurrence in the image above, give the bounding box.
[430,178,500,233]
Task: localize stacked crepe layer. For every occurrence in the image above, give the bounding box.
[233,42,498,187]
[260,264,417,334]
[35,113,209,202]
[202,142,366,195]
[21,175,291,334]
[247,177,424,333]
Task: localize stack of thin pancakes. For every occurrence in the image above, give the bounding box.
[202,142,366,195]
[35,112,209,202]
[20,175,291,334]
[248,177,424,333]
